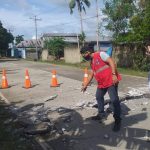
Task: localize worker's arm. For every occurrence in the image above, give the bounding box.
[106,57,119,85]
[81,71,94,92]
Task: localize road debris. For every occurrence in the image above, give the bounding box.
[45,94,58,102]
[104,134,109,139]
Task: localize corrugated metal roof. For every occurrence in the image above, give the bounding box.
[16,39,42,48]
[42,33,78,37]
[42,33,112,43]
[16,33,112,48]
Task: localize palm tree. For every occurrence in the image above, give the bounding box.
[69,0,90,33]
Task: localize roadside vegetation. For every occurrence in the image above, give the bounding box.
[39,59,148,78]
[102,0,150,72]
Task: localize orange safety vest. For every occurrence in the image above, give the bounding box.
[91,52,121,88]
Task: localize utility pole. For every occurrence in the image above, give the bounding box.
[77,33,80,51]
[30,15,41,60]
[96,0,100,51]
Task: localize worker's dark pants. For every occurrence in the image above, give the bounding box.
[96,85,121,120]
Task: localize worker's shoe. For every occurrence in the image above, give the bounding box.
[112,118,121,132]
[91,114,106,123]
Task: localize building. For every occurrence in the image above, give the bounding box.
[16,39,42,59]
[41,33,112,63]
[16,33,112,63]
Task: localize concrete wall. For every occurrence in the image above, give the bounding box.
[26,48,41,60]
[26,51,37,60]
[41,49,55,61]
[113,45,136,68]
[64,44,81,63]
[41,49,48,61]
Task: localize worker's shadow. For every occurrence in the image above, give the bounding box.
[43,106,149,150]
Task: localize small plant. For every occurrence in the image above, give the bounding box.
[44,37,66,60]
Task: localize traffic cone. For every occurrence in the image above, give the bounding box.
[24,69,32,89]
[50,70,59,87]
[1,69,9,89]
[83,68,88,85]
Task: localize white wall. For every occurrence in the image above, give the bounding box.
[41,49,48,61]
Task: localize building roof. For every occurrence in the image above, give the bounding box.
[16,39,42,48]
[17,33,112,48]
[41,33,112,43]
[42,33,78,37]
[86,36,112,42]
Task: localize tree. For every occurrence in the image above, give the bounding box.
[102,0,135,42]
[102,0,150,71]
[79,31,86,46]
[128,0,150,42]
[44,37,66,60]
[69,0,90,33]
[15,35,24,45]
[0,21,14,56]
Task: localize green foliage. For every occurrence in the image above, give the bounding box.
[128,0,150,42]
[79,31,86,46]
[102,0,135,40]
[69,0,90,33]
[69,0,76,14]
[0,21,14,55]
[69,0,90,14]
[15,35,24,45]
[44,37,66,59]
[103,0,150,71]
[103,0,150,43]
[131,45,149,71]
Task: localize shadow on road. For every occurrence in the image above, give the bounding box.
[0,98,149,150]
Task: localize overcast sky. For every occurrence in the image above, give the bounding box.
[0,0,107,40]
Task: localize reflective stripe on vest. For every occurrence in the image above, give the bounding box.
[94,65,109,74]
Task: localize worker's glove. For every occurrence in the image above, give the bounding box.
[112,74,119,85]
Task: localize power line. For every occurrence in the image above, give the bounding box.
[43,14,103,29]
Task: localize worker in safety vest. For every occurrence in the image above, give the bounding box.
[81,46,122,132]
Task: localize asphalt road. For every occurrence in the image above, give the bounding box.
[0,59,148,93]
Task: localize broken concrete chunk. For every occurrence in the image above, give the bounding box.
[127,89,143,97]
[63,115,72,123]
[24,122,51,135]
[141,102,149,105]
[104,134,109,139]
[45,94,58,102]
[76,101,86,107]
[4,118,13,125]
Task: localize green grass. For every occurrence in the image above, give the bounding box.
[42,60,90,68]
[39,60,148,78]
[118,67,148,77]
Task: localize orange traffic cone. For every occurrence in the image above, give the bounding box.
[24,69,32,89]
[50,70,59,87]
[83,68,88,85]
[1,69,9,89]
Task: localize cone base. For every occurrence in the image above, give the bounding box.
[50,84,59,87]
[0,85,10,89]
[22,85,33,89]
